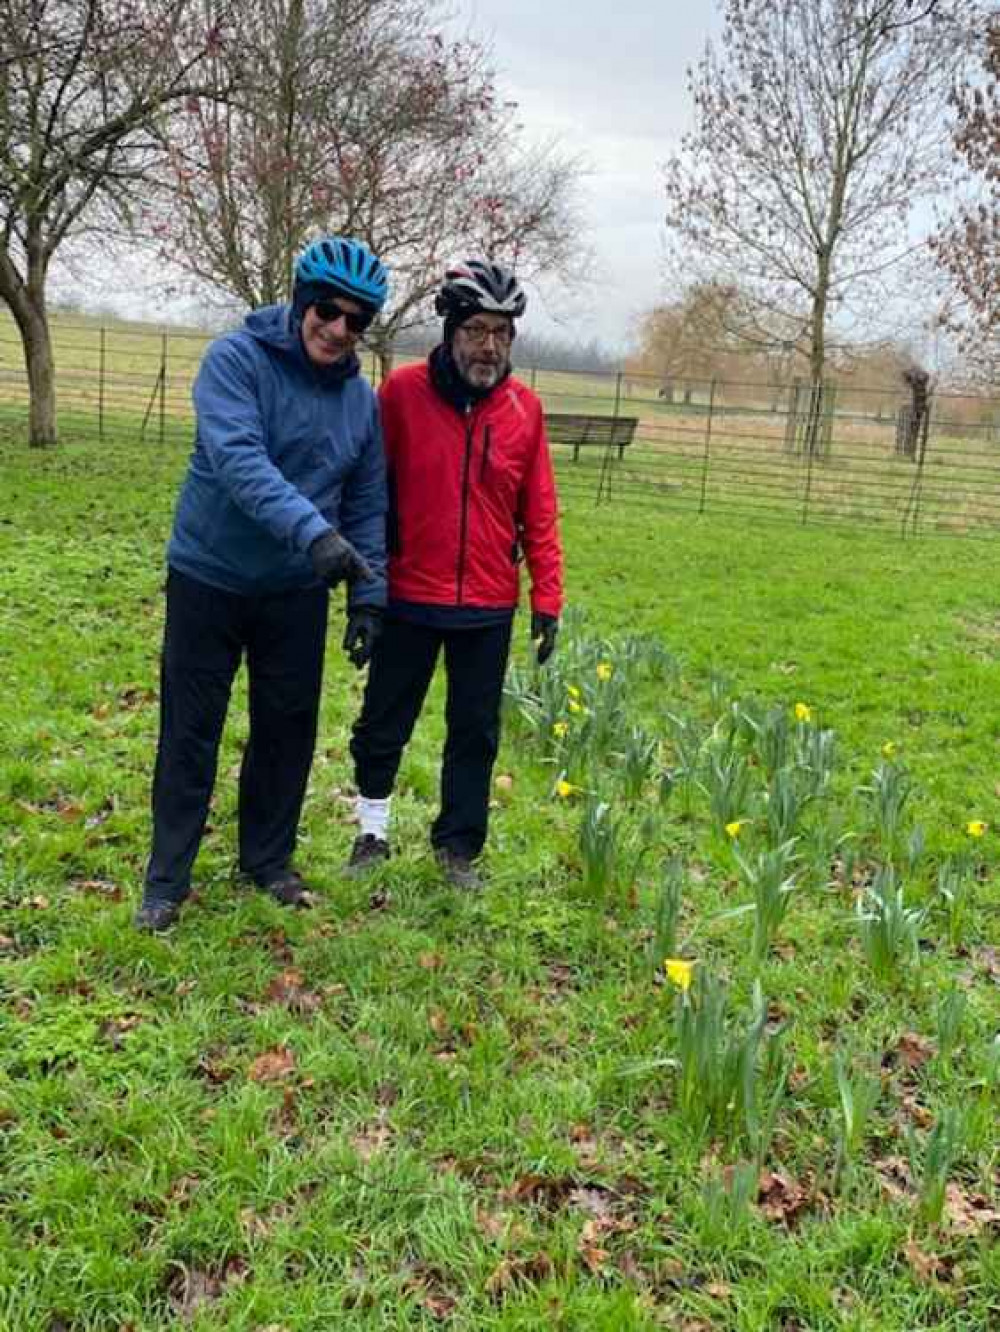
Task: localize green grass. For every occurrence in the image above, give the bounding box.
[2,431,1000,1330]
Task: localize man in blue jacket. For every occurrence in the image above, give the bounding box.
[135,237,389,932]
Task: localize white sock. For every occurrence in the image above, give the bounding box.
[357,795,391,841]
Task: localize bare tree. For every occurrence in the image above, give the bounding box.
[631,282,802,400]
[143,0,585,375]
[663,0,975,398]
[933,15,999,380]
[0,0,230,444]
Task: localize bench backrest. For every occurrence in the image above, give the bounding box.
[544,413,639,447]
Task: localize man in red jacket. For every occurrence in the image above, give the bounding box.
[347,259,563,889]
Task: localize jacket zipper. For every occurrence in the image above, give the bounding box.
[456,405,474,604]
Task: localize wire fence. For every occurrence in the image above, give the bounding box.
[2,315,1000,537]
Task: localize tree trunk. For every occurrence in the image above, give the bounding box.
[5,284,58,447]
[376,345,395,383]
[24,308,58,447]
[804,267,830,457]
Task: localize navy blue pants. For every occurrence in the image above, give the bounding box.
[143,569,328,904]
[350,616,513,859]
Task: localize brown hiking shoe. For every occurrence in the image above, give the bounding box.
[434,847,482,892]
[345,834,390,876]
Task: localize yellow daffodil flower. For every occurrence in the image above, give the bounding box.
[552,721,570,739]
[664,958,695,992]
[882,741,896,759]
[794,702,812,723]
[567,684,581,699]
[568,699,584,715]
[596,661,613,682]
[966,820,988,838]
[556,779,578,799]
[725,820,743,839]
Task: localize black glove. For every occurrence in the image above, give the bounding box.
[309,530,374,587]
[343,607,383,670]
[531,611,558,666]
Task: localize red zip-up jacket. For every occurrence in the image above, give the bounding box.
[378,362,563,617]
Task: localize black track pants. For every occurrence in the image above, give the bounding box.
[350,616,512,859]
[143,569,328,904]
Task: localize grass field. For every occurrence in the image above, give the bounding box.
[2,424,1000,1330]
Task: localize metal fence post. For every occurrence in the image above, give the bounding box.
[698,379,717,514]
[159,332,167,444]
[597,370,624,505]
[98,326,106,442]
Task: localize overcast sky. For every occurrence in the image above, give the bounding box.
[455,0,722,349]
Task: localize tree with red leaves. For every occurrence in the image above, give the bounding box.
[144,0,583,372]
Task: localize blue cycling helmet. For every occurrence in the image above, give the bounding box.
[294,236,388,312]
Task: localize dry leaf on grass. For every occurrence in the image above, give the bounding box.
[503,1173,577,1209]
[577,1230,610,1275]
[874,1155,915,1202]
[475,1208,525,1243]
[420,1292,458,1320]
[247,1046,296,1083]
[264,968,322,1015]
[904,1239,958,1284]
[757,1170,814,1226]
[485,1251,555,1300]
[888,1032,937,1071]
[350,1113,393,1161]
[943,1182,1000,1235]
[165,1257,248,1319]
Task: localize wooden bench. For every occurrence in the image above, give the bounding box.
[544,412,639,462]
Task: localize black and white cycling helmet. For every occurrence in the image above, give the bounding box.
[434,258,527,322]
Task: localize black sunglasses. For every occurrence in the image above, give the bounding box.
[312,299,373,334]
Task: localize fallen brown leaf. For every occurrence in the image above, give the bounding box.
[165,1257,248,1319]
[904,1238,956,1284]
[874,1155,914,1203]
[70,877,122,900]
[943,1182,1000,1235]
[757,1169,813,1226]
[350,1114,393,1161]
[247,1046,296,1083]
[265,968,322,1015]
[577,1235,610,1275]
[420,1292,458,1320]
[504,1173,577,1209]
[891,1032,937,1071]
[485,1251,555,1301]
[418,951,444,970]
[900,1093,935,1129]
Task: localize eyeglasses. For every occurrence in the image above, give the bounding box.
[459,321,512,348]
[312,299,373,334]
